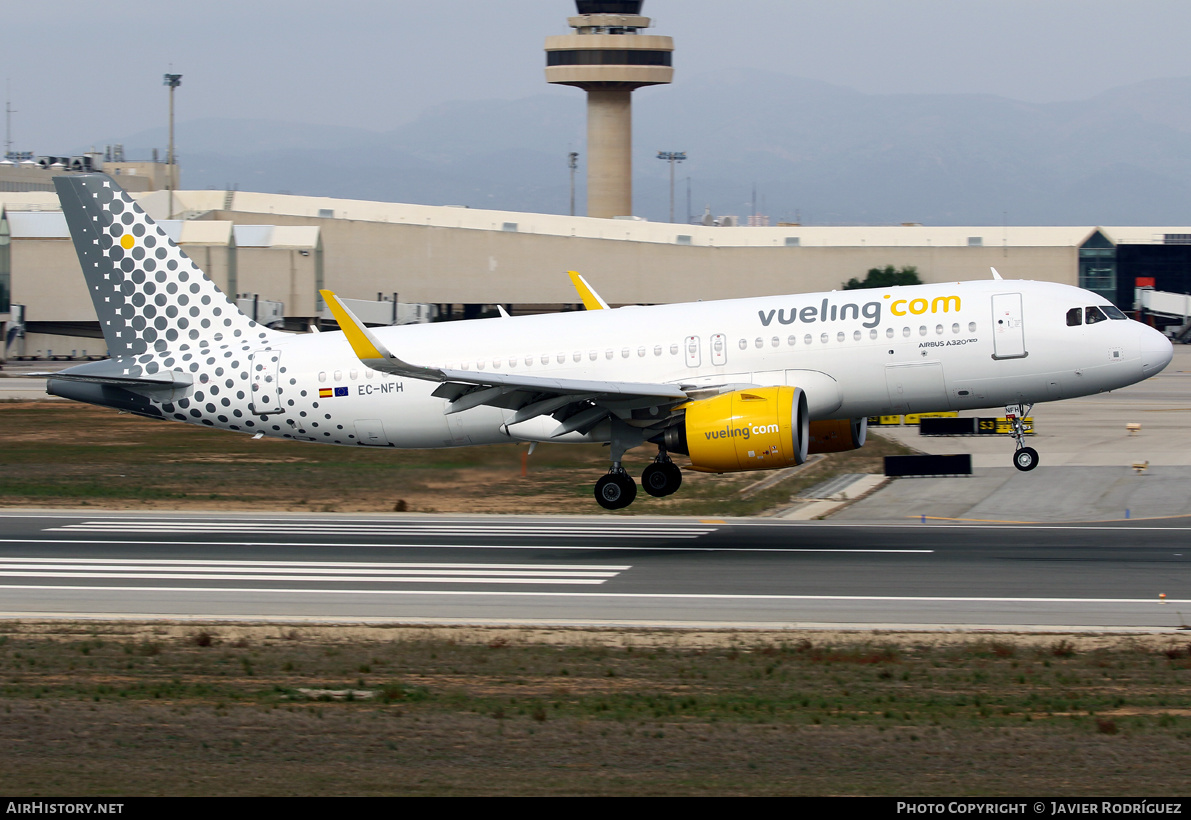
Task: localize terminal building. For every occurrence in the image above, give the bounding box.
[2,0,1190,360]
[4,171,1191,361]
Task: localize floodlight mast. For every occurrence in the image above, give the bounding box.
[546,1,673,219]
[568,151,580,216]
[163,73,182,218]
[656,151,685,223]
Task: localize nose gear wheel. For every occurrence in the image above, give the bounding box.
[1006,403,1038,472]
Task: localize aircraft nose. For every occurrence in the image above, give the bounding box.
[1139,325,1173,376]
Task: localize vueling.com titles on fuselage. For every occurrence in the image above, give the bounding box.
[757,294,962,329]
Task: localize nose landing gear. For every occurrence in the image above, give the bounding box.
[1006,403,1038,472]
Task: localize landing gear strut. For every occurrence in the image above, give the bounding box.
[1006,403,1038,472]
[641,449,682,497]
[593,417,644,511]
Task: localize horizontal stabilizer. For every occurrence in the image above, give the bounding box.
[41,358,194,401]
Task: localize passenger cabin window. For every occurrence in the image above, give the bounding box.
[1085,306,1108,325]
[1067,308,1082,326]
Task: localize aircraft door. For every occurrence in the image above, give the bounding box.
[249,349,282,416]
[684,335,701,367]
[710,334,727,366]
[992,293,1027,360]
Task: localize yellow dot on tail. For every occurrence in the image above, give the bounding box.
[120,234,134,250]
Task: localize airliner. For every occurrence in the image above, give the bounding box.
[44,174,1173,509]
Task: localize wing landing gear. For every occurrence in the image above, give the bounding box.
[594,417,644,510]
[592,423,686,510]
[641,449,683,498]
[594,469,637,510]
[1006,403,1038,472]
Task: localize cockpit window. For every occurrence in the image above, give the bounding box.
[1085,306,1108,324]
[1102,305,1128,320]
[1066,308,1082,326]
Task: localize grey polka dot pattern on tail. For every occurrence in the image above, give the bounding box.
[52,173,307,439]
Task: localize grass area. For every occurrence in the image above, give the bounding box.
[0,401,911,515]
[0,623,1189,795]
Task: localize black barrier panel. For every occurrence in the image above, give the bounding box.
[920,417,978,436]
[884,454,973,477]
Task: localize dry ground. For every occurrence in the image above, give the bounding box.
[0,622,1188,796]
[5,403,1185,795]
[0,401,909,516]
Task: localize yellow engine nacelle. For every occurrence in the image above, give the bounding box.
[660,386,809,473]
[807,417,868,454]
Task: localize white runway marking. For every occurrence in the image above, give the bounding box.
[0,585,1181,605]
[47,520,716,539]
[0,539,934,554]
[0,558,630,586]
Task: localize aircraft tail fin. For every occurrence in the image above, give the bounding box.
[53,173,280,358]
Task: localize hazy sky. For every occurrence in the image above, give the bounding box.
[6,0,1191,152]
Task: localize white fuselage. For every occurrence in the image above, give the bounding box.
[220,279,1169,450]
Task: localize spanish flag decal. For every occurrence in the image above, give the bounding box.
[319,388,333,398]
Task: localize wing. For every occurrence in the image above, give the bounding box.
[320,290,690,437]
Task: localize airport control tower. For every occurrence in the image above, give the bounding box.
[546,1,673,219]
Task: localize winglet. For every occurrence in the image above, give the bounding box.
[320,289,445,382]
[991,267,1004,281]
[568,271,610,310]
[319,289,392,361]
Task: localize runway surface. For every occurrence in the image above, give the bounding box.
[0,511,1186,630]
